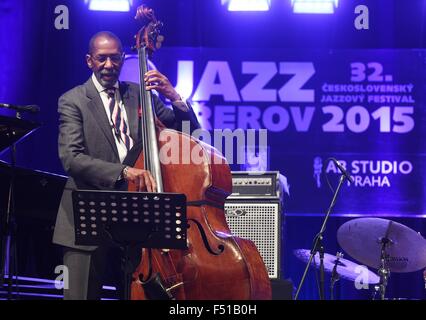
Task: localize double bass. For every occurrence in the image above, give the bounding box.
[128,4,271,300]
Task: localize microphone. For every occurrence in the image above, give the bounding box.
[0,103,40,113]
[331,158,354,184]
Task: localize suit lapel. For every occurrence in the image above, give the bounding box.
[84,78,120,158]
[120,82,139,142]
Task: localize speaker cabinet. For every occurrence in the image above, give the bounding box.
[224,200,281,279]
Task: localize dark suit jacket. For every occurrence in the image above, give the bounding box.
[53,78,200,250]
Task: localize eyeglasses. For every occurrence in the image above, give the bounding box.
[91,53,124,64]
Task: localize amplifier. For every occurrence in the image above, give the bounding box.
[224,200,281,279]
[229,171,281,199]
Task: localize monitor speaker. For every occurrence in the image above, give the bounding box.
[224,200,281,279]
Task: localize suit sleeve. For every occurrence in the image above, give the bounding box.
[58,93,125,189]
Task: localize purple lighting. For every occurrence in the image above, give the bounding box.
[85,0,132,12]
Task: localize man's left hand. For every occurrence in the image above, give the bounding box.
[144,70,181,102]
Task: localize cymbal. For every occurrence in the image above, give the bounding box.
[337,218,426,273]
[294,249,380,284]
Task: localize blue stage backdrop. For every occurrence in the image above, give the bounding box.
[120,48,426,218]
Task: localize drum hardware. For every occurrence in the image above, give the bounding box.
[337,218,426,300]
[294,248,380,299]
[330,252,343,300]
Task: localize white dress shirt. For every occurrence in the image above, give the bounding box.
[92,74,129,163]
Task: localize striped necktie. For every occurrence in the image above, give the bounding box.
[105,87,134,150]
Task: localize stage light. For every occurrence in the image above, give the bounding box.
[291,0,339,14]
[85,0,132,12]
[222,0,271,12]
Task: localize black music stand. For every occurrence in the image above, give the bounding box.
[0,114,40,299]
[72,190,188,300]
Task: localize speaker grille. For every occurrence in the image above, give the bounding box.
[224,202,280,279]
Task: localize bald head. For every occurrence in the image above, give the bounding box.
[88,31,123,55]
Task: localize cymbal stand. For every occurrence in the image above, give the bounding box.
[374,237,391,300]
[330,252,343,300]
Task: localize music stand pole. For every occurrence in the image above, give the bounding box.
[295,174,346,300]
[122,245,135,301]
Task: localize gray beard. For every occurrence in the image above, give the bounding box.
[97,75,117,88]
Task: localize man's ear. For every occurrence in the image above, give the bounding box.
[86,54,93,69]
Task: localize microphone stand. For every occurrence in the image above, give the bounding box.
[295,174,347,300]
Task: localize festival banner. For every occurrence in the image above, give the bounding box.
[121,48,426,216]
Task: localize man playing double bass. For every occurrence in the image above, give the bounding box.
[52,31,200,300]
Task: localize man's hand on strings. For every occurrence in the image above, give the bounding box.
[124,167,157,192]
[144,70,181,102]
